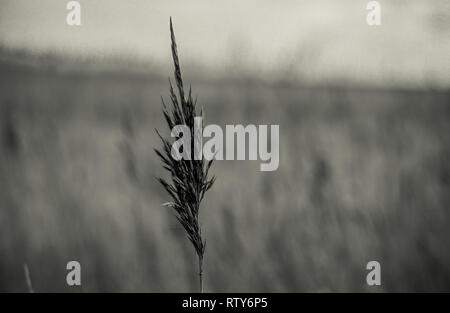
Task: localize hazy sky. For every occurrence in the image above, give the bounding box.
[0,0,448,87]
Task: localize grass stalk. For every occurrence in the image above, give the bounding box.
[198,254,203,293]
[155,17,215,293]
[24,263,34,293]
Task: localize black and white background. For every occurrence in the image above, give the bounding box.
[0,0,449,293]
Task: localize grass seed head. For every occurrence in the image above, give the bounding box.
[155,18,215,273]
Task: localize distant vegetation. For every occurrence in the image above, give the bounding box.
[0,52,449,291]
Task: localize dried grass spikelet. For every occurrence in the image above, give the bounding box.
[154,17,215,293]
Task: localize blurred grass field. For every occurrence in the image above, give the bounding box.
[0,58,449,292]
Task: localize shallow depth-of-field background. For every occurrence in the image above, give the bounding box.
[0,55,449,292]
